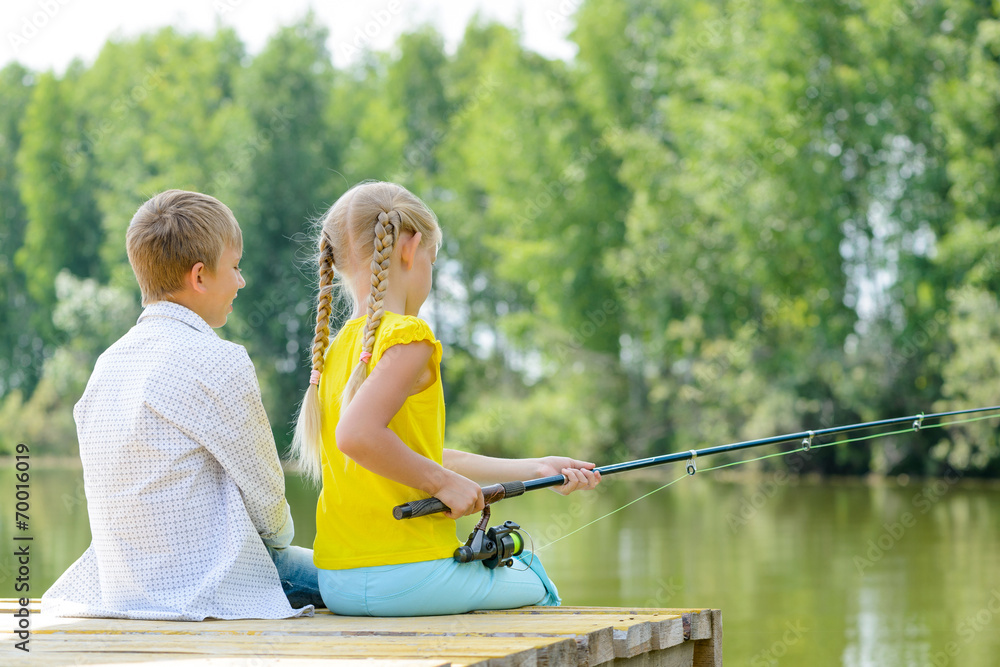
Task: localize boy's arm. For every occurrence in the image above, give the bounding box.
[202,350,293,548]
[442,450,601,495]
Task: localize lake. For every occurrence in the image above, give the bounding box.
[4,462,1000,665]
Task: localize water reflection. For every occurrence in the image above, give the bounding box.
[5,464,1000,664]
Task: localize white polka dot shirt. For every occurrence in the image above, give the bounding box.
[41,301,312,620]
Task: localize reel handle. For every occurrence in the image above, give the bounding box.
[393,481,526,520]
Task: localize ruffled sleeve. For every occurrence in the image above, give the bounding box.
[372,314,443,368]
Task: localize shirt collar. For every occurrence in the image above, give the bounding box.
[138,301,217,336]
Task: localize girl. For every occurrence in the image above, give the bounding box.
[292,181,600,616]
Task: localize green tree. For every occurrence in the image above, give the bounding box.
[15,68,103,306]
[929,2,1000,473]
[0,63,38,399]
[0,271,137,454]
[431,21,627,459]
[75,27,245,290]
[573,0,861,460]
[224,16,342,450]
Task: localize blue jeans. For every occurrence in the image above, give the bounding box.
[317,551,559,616]
[266,545,325,609]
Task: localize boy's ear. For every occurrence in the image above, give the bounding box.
[184,262,208,294]
[398,231,422,270]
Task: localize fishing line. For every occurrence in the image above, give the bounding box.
[507,527,538,572]
[537,409,1000,552]
[535,473,690,552]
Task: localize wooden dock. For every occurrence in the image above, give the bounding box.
[2,599,721,666]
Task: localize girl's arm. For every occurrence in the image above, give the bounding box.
[443,450,601,495]
[336,341,484,519]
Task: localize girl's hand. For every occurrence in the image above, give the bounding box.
[430,469,485,519]
[536,456,602,495]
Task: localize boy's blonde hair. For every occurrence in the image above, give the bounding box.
[292,181,441,483]
[126,190,243,306]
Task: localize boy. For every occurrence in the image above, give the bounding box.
[42,190,321,620]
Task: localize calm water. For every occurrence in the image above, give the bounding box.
[4,463,1000,666]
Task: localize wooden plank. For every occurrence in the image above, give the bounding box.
[468,609,685,621]
[2,600,720,667]
[606,613,698,658]
[567,626,614,666]
[469,608,711,662]
[469,608,688,655]
[611,622,652,659]
[479,609,704,661]
[3,655,448,667]
[679,612,713,641]
[30,634,578,667]
[508,607,706,616]
[691,609,722,667]
[13,611,617,666]
[22,611,621,636]
[652,616,686,650]
[4,599,710,620]
[607,641,695,667]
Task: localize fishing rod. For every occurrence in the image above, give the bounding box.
[394,405,1000,520]
[392,405,1000,568]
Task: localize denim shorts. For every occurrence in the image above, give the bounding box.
[318,550,560,616]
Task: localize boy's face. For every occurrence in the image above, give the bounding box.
[200,245,246,327]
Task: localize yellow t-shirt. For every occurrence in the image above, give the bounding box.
[313,311,461,569]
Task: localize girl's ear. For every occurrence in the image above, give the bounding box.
[398,231,422,270]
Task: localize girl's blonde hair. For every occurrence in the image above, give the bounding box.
[291,181,441,483]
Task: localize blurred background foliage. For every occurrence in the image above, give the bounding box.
[1,0,999,476]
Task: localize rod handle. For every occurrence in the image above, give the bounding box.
[393,481,526,520]
[393,496,448,520]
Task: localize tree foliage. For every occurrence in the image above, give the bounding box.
[2,4,999,476]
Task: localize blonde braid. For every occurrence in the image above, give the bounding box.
[341,210,398,408]
[362,211,397,356]
[291,236,336,484]
[311,239,335,376]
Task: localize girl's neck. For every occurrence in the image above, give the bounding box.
[349,231,429,320]
[351,286,422,320]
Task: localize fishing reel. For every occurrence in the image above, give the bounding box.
[454,506,525,569]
